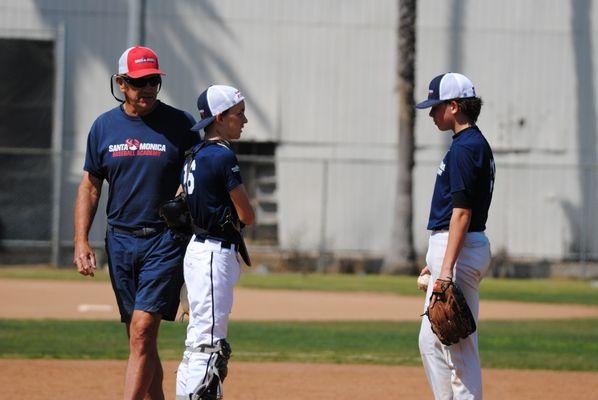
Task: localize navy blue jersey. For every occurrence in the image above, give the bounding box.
[84,102,198,229]
[427,126,495,231]
[182,141,243,244]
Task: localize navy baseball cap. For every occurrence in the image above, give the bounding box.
[191,85,245,131]
[415,73,477,109]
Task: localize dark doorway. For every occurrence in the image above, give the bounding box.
[0,38,55,262]
[231,141,278,245]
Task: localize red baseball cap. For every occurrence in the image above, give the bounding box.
[118,46,165,78]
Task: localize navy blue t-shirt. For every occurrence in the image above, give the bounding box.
[427,126,495,231]
[182,140,243,244]
[84,102,198,229]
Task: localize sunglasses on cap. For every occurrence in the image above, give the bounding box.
[120,75,162,88]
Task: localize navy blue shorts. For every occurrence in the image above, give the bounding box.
[105,228,186,322]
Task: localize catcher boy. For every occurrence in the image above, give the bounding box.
[415,72,495,399]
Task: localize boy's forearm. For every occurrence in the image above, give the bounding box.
[440,208,472,278]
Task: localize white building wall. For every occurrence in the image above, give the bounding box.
[0,0,596,261]
[277,145,396,253]
[414,0,598,260]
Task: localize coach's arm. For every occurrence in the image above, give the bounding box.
[73,172,103,277]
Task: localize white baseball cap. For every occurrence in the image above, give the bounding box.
[191,85,245,131]
[415,72,476,109]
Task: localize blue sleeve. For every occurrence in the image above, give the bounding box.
[184,111,199,147]
[448,143,477,194]
[220,151,243,192]
[180,112,200,157]
[83,120,104,180]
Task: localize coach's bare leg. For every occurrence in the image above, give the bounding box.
[146,353,164,400]
[124,310,164,400]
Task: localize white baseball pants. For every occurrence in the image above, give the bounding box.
[176,237,241,399]
[419,231,491,400]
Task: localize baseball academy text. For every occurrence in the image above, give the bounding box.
[109,139,166,157]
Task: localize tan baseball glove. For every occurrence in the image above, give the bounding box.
[423,278,476,346]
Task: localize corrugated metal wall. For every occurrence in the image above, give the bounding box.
[414,0,598,260]
[0,0,596,262]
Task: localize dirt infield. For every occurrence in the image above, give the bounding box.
[3,279,598,321]
[2,278,598,399]
[2,359,597,400]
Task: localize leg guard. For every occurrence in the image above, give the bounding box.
[190,339,232,400]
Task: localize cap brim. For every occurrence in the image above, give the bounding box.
[415,99,444,109]
[126,68,166,78]
[191,116,216,131]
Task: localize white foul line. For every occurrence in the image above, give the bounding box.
[77,304,114,313]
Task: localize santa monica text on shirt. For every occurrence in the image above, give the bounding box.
[108,141,167,157]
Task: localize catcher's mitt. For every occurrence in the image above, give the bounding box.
[423,278,476,346]
[159,193,192,238]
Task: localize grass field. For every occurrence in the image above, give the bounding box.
[1,267,597,305]
[240,273,598,305]
[1,319,597,371]
[1,268,597,372]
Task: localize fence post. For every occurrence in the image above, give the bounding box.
[51,23,66,267]
[317,160,329,273]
